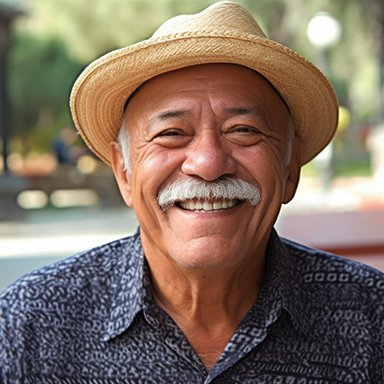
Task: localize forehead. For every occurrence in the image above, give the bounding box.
[125,64,289,125]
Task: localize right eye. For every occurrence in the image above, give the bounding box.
[154,129,191,148]
[157,130,183,136]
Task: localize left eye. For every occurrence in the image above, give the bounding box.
[157,130,183,136]
[224,126,262,145]
[233,127,254,133]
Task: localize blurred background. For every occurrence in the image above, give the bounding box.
[0,0,384,291]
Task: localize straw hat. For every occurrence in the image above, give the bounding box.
[70,1,339,166]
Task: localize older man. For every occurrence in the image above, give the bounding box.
[1,2,384,383]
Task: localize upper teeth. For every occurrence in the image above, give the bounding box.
[179,199,237,212]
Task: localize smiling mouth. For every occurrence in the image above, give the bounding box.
[176,199,242,212]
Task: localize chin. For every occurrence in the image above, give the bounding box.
[171,249,246,270]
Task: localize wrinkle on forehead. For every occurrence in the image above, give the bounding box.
[125,64,290,141]
[124,64,290,116]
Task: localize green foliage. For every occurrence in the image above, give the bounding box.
[333,158,372,177]
[302,158,372,178]
[6,0,384,157]
[26,0,220,63]
[8,31,83,152]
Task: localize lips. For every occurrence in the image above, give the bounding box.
[177,199,241,212]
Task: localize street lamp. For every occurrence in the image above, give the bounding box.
[307,12,341,49]
[0,2,27,220]
[307,12,341,75]
[0,2,24,174]
[307,12,341,191]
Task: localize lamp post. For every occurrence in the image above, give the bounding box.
[0,2,24,174]
[307,12,341,76]
[0,2,26,220]
[307,13,341,191]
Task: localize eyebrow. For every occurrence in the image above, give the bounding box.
[223,106,273,131]
[147,106,273,130]
[149,110,191,126]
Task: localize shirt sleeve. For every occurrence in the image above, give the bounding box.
[0,283,32,383]
[369,297,384,381]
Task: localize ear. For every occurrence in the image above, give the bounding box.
[282,137,304,204]
[110,142,133,207]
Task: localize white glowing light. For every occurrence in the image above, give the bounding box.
[307,13,341,48]
[17,190,49,209]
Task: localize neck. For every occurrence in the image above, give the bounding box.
[144,240,267,372]
[150,263,265,321]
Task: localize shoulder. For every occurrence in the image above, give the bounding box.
[0,232,143,380]
[0,234,139,323]
[281,236,384,280]
[281,236,384,310]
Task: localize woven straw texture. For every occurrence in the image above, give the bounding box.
[70,1,339,166]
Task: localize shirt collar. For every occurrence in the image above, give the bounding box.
[262,229,310,336]
[102,227,146,341]
[102,227,310,341]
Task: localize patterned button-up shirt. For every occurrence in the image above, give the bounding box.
[1,228,384,383]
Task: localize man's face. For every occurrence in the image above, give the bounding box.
[111,64,302,270]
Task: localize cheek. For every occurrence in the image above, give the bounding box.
[236,143,286,178]
[234,145,288,201]
[130,148,185,207]
[134,145,185,173]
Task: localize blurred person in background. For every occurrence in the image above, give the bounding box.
[52,127,79,165]
[1,2,384,383]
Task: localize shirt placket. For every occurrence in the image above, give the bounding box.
[204,301,283,383]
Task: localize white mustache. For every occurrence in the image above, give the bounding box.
[157,177,261,211]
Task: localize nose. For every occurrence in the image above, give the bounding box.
[181,130,237,181]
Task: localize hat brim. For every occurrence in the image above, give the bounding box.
[70,31,339,166]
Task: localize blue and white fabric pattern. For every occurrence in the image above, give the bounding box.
[1,228,384,383]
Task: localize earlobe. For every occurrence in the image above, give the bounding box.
[282,138,304,204]
[110,142,133,207]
